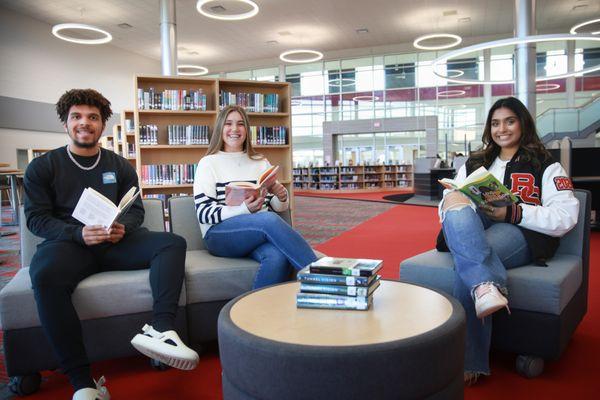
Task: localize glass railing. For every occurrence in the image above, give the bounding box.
[537,97,600,139]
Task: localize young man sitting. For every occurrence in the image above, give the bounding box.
[23,89,199,400]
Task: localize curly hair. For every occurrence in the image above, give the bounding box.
[56,89,113,124]
[471,96,550,170]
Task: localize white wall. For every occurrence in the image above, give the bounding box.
[0,7,160,110]
[0,7,161,168]
[0,128,68,167]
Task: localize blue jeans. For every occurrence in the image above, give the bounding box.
[442,206,531,375]
[204,212,317,289]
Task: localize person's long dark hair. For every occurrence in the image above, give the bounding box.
[471,97,551,170]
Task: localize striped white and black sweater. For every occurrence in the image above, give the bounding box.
[193,151,289,237]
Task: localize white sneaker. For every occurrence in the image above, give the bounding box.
[474,283,510,319]
[131,324,199,370]
[72,376,110,400]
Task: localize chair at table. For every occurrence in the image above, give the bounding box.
[399,189,591,377]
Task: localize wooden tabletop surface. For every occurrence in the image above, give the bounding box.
[229,280,454,346]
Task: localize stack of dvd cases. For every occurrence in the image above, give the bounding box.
[296,257,382,311]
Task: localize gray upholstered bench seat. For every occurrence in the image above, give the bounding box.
[400,250,582,315]
[185,250,259,303]
[0,267,187,331]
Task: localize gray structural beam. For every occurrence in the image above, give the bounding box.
[160,0,178,76]
[514,0,537,115]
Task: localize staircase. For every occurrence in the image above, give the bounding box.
[538,97,600,144]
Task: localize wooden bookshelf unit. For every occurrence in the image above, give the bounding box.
[133,75,292,208]
[293,164,413,193]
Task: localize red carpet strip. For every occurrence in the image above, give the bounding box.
[296,189,413,203]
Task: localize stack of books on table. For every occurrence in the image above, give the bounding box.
[296,257,383,311]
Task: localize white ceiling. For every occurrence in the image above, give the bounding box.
[1,0,599,70]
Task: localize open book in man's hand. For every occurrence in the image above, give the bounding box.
[72,186,140,228]
[225,165,280,206]
[439,166,518,207]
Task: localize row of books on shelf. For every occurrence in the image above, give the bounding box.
[296,257,383,311]
[139,124,211,146]
[140,163,197,186]
[219,91,280,113]
[249,126,287,145]
[137,88,208,111]
[126,143,136,158]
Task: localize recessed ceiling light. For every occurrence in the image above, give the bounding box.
[458,17,471,23]
[278,31,292,36]
[279,49,323,63]
[188,51,200,56]
[178,65,209,76]
[443,10,458,16]
[117,23,133,29]
[413,33,462,50]
[356,28,369,34]
[52,23,112,45]
[572,4,588,11]
[266,40,279,45]
[196,0,259,21]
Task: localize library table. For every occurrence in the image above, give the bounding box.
[0,169,24,226]
[218,280,465,400]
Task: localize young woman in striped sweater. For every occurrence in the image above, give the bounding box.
[193,105,317,288]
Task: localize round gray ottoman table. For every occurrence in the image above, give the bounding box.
[218,280,466,400]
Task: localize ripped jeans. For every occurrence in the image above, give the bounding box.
[441,204,531,375]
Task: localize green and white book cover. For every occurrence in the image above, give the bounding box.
[439,166,518,207]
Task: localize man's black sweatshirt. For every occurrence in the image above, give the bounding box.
[24,146,145,244]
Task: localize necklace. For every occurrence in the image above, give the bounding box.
[66,145,101,171]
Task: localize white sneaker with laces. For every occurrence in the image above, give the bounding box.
[131,324,199,370]
[72,376,110,400]
[474,283,510,319]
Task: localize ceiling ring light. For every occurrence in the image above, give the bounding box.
[570,18,600,35]
[437,90,466,98]
[446,69,465,78]
[196,0,259,21]
[328,78,356,86]
[432,34,600,85]
[352,95,380,102]
[178,65,209,76]
[536,83,560,91]
[52,23,112,44]
[279,49,323,63]
[413,33,462,50]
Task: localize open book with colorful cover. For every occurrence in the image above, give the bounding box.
[72,186,140,228]
[439,166,518,207]
[225,165,279,206]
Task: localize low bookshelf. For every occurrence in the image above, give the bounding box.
[133,75,293,212]
[293,164,413,193]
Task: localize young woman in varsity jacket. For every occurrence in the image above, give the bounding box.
[193,105,317,288]
[437,96,579,385]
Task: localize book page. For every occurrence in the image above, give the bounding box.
[258,165,279,189]
[117,186,139,210]
[72,188,119,227]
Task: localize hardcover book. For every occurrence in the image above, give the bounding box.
[439,166,518,207]
[299,276,381,297]
[72,186,139,228]
[309,257,383,277]
[296,292,373,311]
[225,165,279,206]
[297,267,378,287]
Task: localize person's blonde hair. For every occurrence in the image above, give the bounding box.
[206,105,263,159]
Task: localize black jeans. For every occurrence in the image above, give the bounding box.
[29,228,186,389]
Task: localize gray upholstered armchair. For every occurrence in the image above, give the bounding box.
[399,189,591,377]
